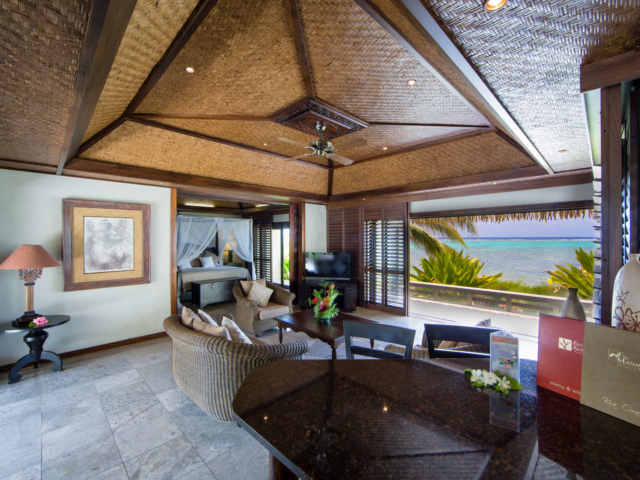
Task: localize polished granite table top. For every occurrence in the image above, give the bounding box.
[233,358,640,480]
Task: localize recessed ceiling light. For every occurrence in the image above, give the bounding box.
[559,149,568,153]
[185,67,195,73]
[492,182,498,185]
[256,204,269,207]
[382,147,388,150]
[484,0,507,11]
[383,406,388,412]
[407,79,416,86]
[263,143,268,146]
[362,198,366,201]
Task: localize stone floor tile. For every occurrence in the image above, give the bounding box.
[207,436,269,480]
[0,415,41,478]
[88,463,129,480]
[170,402,249,463]
[98,380,154,411]
[0,378,42,408]
[178,464,216,480]
[0,396,40,427]
[94,369,143,394]
[0,463,41,480]
[156,387,194,413]
[42,395,104,433]
[42,380,97,410]
[124,435,204,480]
[41,436,121,480]
[42,412,111,462]
[121,344,170,368]
[104,395,163,433]
[113,410,182,461]
[39,363,94,392]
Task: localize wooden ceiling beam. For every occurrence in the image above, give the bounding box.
[328,168,591,209]
[126,117,330,170]
[333,128,495,168]
[124,0,219,116]
[284,0,315,99]
[77,117,126,157]
[63,158,330,204]
[178,205,242,214]
[131,114,270,121]
[56,0,138,175]
[379,0,554,174]
[581,49,640,93]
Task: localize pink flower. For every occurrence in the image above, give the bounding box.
[318,301,326,312]
[33,317,48,326]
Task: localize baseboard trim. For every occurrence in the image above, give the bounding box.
[0,331,168,374]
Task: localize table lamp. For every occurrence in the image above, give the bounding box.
[0,245,60,327]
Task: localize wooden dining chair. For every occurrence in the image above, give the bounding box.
[343,321,416,360]
[423,324,502,359]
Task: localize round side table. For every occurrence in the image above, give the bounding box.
[0,315,70,384]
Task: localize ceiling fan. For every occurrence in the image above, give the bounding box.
[278,122,366,165]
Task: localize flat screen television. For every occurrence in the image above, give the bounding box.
[305,253,351,281]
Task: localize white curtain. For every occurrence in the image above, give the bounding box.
[176,216,223,267]
[218,219,255,279]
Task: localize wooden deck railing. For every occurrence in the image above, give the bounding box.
[410,281,593,317]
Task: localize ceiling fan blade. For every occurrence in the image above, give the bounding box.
[286,152,316,161]
[333,139,367,151]
[278,137,309,148]
[328,154,354,166]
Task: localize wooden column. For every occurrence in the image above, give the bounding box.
[600,85,623,325]
[289,203,305,304]
[170,189,178,315]
[269,453,297,480]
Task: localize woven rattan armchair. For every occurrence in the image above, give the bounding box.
[232,282,296,335]
[164,314,308,422]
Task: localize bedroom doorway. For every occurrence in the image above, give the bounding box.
[271,222,290,289]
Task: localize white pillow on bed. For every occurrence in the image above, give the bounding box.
[202,251,219,263]
[200,256,215,268]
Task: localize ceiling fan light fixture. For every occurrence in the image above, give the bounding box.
[185,67,195,73]
[484,0,506,11]
[407,79,416,86]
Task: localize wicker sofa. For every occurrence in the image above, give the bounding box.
[232,281,295,335]
[164,313,309,422]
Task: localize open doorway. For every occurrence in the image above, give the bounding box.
[271,222,290,288]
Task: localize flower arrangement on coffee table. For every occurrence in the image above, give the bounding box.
[309,282,341,323]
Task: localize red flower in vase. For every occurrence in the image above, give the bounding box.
[312,298,318,304]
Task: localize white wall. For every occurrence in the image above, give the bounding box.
[304,203,327,253]
[0,170,171,365]
[411,184,594,214]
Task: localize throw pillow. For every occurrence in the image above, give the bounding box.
[192,318,232,340]
[221,317,252,344]
[247,282,274,307]
[240,278,266,297]
[189,258,201,268]
[201,251,220,263]
[200,256,215,268]
[181,307,200,329]
[197,309,219,326]
[434,319,492,350]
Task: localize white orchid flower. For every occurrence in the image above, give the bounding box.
[482,371,499,386]
[497,376,511,391]
[469,369,484,383]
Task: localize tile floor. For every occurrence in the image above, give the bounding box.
[0,303,398,480]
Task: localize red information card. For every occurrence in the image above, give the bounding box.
[537,314,585,401]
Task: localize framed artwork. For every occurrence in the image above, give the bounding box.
[63,199,151,291]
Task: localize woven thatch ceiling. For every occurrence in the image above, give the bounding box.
[1,0,636,199]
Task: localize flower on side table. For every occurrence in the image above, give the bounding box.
[29,316,48,328]
[465,369,522,395]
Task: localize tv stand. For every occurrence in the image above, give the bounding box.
[299,281,357,312]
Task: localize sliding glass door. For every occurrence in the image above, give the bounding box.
[271,223,290,289]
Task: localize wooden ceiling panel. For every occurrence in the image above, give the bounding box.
[82,0,201,143]
[149,118,330,165]
[136,0,307,116]
[79,121,328,194]
[417,0,640,171]
[333,125,485,161]
[332,132,536,194]
[0,0,92,166]
[298,0,488,126]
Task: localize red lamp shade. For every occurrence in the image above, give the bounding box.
[0,245,60,270]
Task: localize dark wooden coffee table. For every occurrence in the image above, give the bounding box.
[276,310,378,360]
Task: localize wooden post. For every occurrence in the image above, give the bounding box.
[289,203,305,304]
[170,189,178,315]
[600,84,623,325]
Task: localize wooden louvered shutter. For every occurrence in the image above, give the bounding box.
[326,208,363,306]
[327,209,344,253]
[252,218,272,282]
[363,204,408,316]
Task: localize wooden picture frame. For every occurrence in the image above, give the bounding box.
[63,199,151,291]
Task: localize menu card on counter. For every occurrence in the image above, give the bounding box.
[537,314,584,401]
[581,323,640,427]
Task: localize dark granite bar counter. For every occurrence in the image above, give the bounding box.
[233,358,640,479]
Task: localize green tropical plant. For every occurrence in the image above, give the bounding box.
[411,249,503,288]
[546,247,595,299]
[283,251,290,281]
[410,217,478,256]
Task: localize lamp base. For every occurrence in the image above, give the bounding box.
[12,311,42,328]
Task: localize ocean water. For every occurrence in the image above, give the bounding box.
[410,238,598,285]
